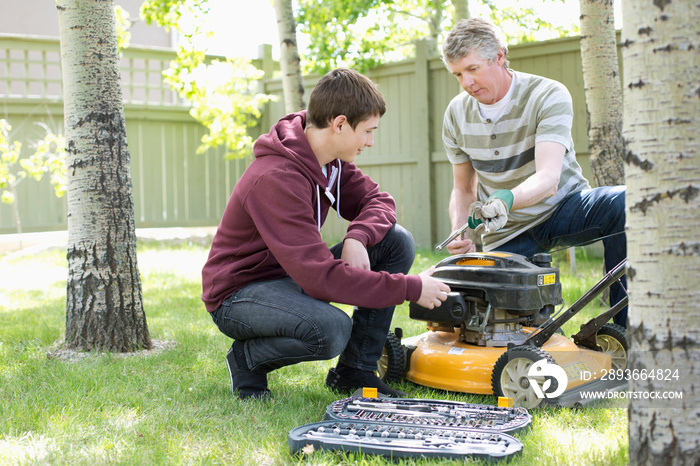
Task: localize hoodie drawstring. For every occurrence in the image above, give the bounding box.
[335,160,342,223]
[316,160,344,232]
[316,185,322,231]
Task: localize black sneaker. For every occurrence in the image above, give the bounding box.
[226,345,272,400]
[325,364,407,398]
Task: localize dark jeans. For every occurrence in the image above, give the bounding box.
[210,224,416,373]
[495,186,628,326]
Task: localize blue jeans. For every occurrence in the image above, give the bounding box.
[494,186,628,326]
[210,224,416,373]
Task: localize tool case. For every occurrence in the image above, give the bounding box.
[289,420,522,461]
[289,396,529,461]
[325,396,532,434]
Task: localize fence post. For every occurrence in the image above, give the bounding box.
[257,44,274,133]
[258,43,274,79]
[412,39,436,249]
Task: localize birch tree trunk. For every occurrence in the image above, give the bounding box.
[579,0,625,186]
[274,0,305,113]
[622,0,699,462]
[427,0,445,43]
[451,0,470,22]
[57,0,151,352]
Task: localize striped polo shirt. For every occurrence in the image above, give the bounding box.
[442,70,590,250]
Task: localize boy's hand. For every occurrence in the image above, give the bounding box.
[341,238,371,270]
[416,266,451,309]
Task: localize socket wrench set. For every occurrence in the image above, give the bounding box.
[326,396,531,434]
[289,396,531,461]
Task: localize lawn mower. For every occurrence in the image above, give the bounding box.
[378,251,629,409]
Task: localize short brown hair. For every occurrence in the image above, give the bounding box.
[306,68,386,130]
[443,17,509,68]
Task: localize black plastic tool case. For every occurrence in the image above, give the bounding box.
[325,396,532,434]
[289,397,529,461]
[289,420,523,461]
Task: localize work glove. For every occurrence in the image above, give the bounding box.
[468,189,514,232]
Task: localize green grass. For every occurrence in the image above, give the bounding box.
[0,240,628,465]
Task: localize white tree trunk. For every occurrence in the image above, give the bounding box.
[427,0,446,43]
[57,0,151,352]
[580,0,625,186]
[622,0,700,463]
[274,0,305,113]
[451,0,470,22]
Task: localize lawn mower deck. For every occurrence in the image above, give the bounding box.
[380,252,628,408]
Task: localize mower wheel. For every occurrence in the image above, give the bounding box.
[596,323,628,371]
[492,346,557,409]
[377,331,407,382]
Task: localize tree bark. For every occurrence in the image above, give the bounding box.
[57,0,151,352]
[274,0,305,113]
[427,0,445,43]
[451,0,470,22]
[622,0,700,463]
[579,0,625,186]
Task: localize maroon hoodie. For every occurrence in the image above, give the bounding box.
[201,111,422,312]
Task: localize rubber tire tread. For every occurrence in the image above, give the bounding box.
[491,345,556,405]
[596,323,628,370]
[379,331,407,382]
[597,323,627,349]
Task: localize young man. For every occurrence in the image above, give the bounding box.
[441,18,627,326]
[201,68,450,400]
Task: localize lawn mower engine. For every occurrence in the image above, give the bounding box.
[383,251,628,408]
[409,252,562,347]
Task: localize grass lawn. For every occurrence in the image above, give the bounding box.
[0,238,628,465]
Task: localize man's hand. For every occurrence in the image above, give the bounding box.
[341,238,371,270]
[469,189,514,232]
[416,266,451,309]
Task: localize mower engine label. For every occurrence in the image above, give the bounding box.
[537,273,556,286]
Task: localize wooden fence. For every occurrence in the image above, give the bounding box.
[0,34,247,235]
[1,33,618,248]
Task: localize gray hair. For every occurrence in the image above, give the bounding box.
[442,17,509,68]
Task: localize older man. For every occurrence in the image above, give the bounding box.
[441,18,627,326]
